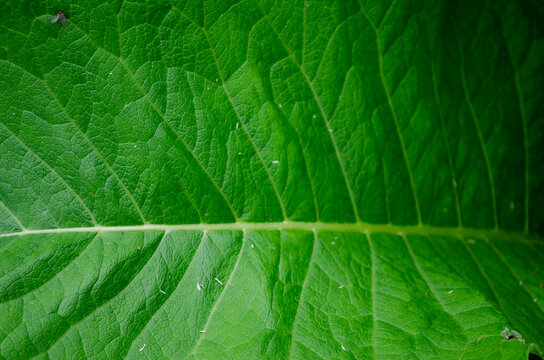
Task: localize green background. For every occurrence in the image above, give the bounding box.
[0,0,543,358]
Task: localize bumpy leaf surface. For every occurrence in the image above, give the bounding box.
[0,0,543,359]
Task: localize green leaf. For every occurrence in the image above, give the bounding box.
[0,0,543,359]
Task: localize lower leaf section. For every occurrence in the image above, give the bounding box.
[0,228,542,359]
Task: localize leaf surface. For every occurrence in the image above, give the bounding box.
[0,0,543,359]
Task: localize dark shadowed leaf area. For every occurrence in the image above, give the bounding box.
[0,0,543,359]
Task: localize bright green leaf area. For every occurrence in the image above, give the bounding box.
[0,0,543,359]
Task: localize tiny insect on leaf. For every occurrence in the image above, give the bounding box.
[51,10,66,26]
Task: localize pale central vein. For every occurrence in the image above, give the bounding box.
[1,222,538,242]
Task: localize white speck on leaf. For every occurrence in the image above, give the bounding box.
[159,289,166,294]
[534,298,538,303]
[199,330,206,333]
[251,244,254,248]
[133,145,137,148]
[331,241,336,245]
[139,344,146,352]
[341,345,346,351]
[448,289,454,294]
[338,285,344,289]
[510,330,525,343]
[236,122,239,129]
[197,282,203,291]
[397,232,403,236]
[501,327,525,343]
[519,281,523,286]
[238,152,242,155]
[328,128,333,133]
[312,114,316,118]
[215,277,223,285]
[272,160,279,164]
[215,78,219,82]
[207,87,210,90]
[137,246,141,251]
[279,103,282,108]
[108,72,112,75]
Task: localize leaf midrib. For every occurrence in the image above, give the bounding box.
[0,221,536,241]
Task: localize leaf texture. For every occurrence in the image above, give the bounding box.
[0,0,543,359]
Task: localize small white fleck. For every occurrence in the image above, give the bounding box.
[338,285,344,289]
[133,145,137,148]
[452,179,457,187]
[519,281,523,286]
[331,241,336,245]
[251,244,254,248]
[137,246,141,251]
[109,72,112,75]
[159,289,166,294]
[236,122,239,129]
[207,87,210,90]
[215,277,223,285]
[468,239,476,244]
[312,114,316,119]
[216,78,219,82]
[238,152,242,155]
[197,282,203,291]
[272,160,279,164]
[199,330,206,333]
[534,298,538,303]
[334,236,338,240]
[397,232,403,236]
[328,128,333,133]
[139,344,146,352]
[448,289,454,294]
[341,345,346,351]
[278,103,282,108]
[501,327,510,339]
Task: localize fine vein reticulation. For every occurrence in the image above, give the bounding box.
[0,0,543,359]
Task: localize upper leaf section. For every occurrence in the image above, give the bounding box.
[0,0,543,233]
